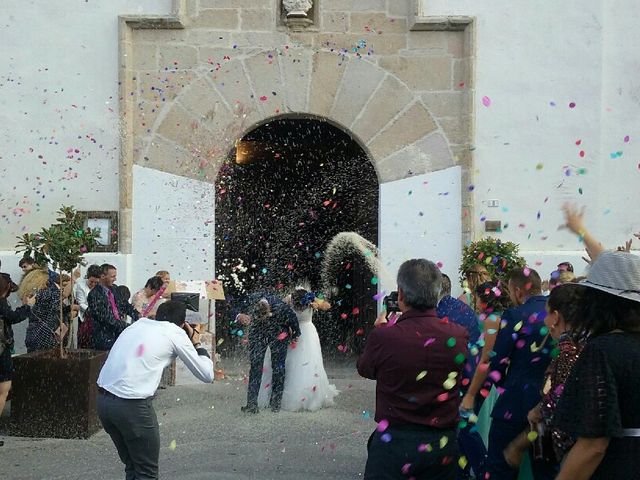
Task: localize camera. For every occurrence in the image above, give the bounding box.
[383,291,400,316]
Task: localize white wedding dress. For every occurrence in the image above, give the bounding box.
[258,307,339,411]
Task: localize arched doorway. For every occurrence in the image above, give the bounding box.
[214,116,379,355]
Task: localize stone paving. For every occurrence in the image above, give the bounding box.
[0,360,376,480]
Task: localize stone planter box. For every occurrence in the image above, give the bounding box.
[10,349,108,439]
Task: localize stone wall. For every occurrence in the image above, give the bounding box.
[118,0,474,250]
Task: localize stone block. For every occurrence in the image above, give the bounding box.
[367,102,438,160]
[414,132,454,171]
[376,145,429,183]
[177,78,232,133]
[322,11,349,33]
[322,0,386,11]
[140,136,192,175]
[185,0,199,19]
[156,104,203,147]
[349,12,407,34]
[134,28,188,43]
[241,9,273,31]
[230,31,288,48]
[206,57,255,110]
[158,45,199,70]
[453,58,473,88]
[407,31,448,52]
[451,146,474,168]
[379,55,451,91]
[193,9,239,29]
[446,31,465,57]
[280,48,313,112]
[198,47,241,66]
[244,52,287,115]
[351,74,414,143]
[200,0,271,8]
[131,43,158,70]
[331,59,385,127]
[314,33,406,55]
[308,51,349,117]
[288,32,315,47]
[438,115,472,146]
[187,30,231,47]
[421,91,470,118]
[387,0,412,17]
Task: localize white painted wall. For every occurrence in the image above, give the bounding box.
[379,166,463,297]
[421,0,640,269]
[131,165,216,296]
[0,0,171,248]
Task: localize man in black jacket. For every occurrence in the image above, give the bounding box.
[235,291,300,413]
[88,264,139,350]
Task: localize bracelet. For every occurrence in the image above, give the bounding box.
[193,342,201,348]
[578,229,587,242]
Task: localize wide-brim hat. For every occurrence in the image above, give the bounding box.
[580,251,640,303]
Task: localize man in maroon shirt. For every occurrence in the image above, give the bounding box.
[358,259,469,479]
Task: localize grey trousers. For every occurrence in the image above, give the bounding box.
[97,392,160,480]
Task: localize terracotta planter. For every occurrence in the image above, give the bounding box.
[10,349,108,439]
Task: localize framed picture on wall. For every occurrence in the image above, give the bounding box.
[78,211,118,252]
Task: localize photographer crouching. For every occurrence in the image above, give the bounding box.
[96,300,214,480]
[357,259,469,479]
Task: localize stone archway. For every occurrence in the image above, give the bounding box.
[118,0,473,252]
[214,114,379,354]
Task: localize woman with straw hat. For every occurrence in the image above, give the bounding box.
[553,206,640,479]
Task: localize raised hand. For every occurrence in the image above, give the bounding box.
[560,203,586,235]
[617,239,633,253]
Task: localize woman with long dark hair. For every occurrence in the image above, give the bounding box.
[553,251,640,479]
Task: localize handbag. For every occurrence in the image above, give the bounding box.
[532,422,556,463]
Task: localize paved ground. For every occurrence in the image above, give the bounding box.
[0,359,376,480]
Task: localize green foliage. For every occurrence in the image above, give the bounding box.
[459,237,526,287]
[16,206,100,273]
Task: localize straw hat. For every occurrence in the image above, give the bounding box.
[581,251,640,303]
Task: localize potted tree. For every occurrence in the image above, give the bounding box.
[10,206,108,438]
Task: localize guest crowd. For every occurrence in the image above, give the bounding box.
[357,204,640,479]
[1,202,640,480]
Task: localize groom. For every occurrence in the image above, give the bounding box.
[235,291,300,413]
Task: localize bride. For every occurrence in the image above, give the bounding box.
[258,288,339,411]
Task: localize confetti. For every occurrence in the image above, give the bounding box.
[377,419,389,432]
[169,439,177,451]
[482,96,492,107]
[136,344,144,357]
[416,370,427,381]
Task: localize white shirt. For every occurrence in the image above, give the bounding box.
[97,318,214,399]
[73,280,92,321]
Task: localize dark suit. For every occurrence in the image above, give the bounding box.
[89,285,139,351]
[486,295,557,479]
[235,292,300,410]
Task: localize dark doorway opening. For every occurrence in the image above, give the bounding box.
[214,116,379,356]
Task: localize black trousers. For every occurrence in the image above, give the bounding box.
[364,426,458,479]
[246,337,288,409]
[97,391,160,480]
